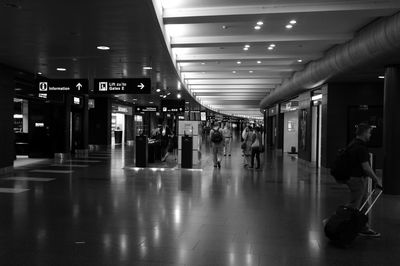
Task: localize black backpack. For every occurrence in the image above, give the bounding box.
[330,142,356,183]
[211,128,223,143]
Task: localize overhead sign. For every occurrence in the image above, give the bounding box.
[161,99,185,113]
[112,105,133,115]
[94,78,151,94]
[135,106,158,112]
[37,79,88,94]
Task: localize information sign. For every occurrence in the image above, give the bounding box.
[37,79,89,94]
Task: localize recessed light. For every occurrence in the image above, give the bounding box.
[163,95,167,98]
[378,76,385,79]
[156,89,161,92]
[177,93,181,99]
[149,101,154,104]
[143,66,152,70]
[232,71,237,74]
[243,47,249,51]
[201,62,205,65]
[237,61,242,64]
[56,67,66,71]
[257,61,262,64]
[297,59,303,63]
[244,44,250,48]
[268,47,274,50]
[249,71,254,73]
[290,20,297,25]
[254,25,261,30]
[286,24,293,29]
[257,21,264,26]
[37,72,42,75]
[97,46,110,50]
[269,43,276,47]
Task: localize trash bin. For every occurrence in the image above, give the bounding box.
[181,136,193,169]
[136,135,148,167]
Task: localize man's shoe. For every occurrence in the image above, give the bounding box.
[217,161,221,168]
[359,229,381,238]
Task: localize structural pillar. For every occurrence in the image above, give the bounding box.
[383,66,400,195]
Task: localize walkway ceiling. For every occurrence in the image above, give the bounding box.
[155,0,400,117]
[0,0,200,108]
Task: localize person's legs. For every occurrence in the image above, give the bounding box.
[250,148,255,168]
[212,145,218,166]
[346,177,367,209]
[255,148,260,168]
[228,138,232,155]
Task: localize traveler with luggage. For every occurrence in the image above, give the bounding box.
[326,123,383,245]
[344,123,382,237]
[210,122,225,168]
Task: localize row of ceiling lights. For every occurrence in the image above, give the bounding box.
[253,19,297,30]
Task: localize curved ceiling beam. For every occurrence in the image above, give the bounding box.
[260,11,400,109]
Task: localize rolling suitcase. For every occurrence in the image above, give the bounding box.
[324,188,383,246]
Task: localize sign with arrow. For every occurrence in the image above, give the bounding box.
[94,78,151,94]
[36,79,89,94]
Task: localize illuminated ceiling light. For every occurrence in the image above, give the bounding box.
[97,46,110,50]
[269,43,276,48]
[378,75,385,79]
[254,25,261,30]
[249,71,254,73]
[290,20,297,25]
[237,61,242,64]
[201,62,205,65]
[244,44,250,48]
[156,88,161,92]
[232,71,237,74]
[37,72,42,75]
[167,92,171,96]
[143,66,152,70]
[56,67,67,71]
[177,93,181,99]
[243,47,249,51]
[268,46,274,50]
[297,59,303,63]
[257,61,262,64]
[257,21,264,26]
[286,24,293,29]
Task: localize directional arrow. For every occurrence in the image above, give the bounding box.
[137,83,145,90]
[76,83,83,91]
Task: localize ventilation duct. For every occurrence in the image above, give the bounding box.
[260,12,400,109]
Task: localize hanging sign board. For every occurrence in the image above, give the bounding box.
[94,78,151,94]
[135,106,158,112]
[37,79,89,94]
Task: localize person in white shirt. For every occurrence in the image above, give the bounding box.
[222,123,232,156]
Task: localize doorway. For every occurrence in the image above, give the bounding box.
[311,103,322,168]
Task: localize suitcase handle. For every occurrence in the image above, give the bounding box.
[359,188,383,215]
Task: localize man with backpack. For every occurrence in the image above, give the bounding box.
[344,123,382,237]
[210,122,225,168]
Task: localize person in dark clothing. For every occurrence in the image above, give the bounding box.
[346,123,382,238]
[249,127,262,169]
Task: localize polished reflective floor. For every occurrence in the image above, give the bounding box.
[1,139,399,266]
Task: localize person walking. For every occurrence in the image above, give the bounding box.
[242,125,253,167]
[210,122,225,168]
[223,123,232,156]
[345,123,383,238]
[249,126,263,169]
